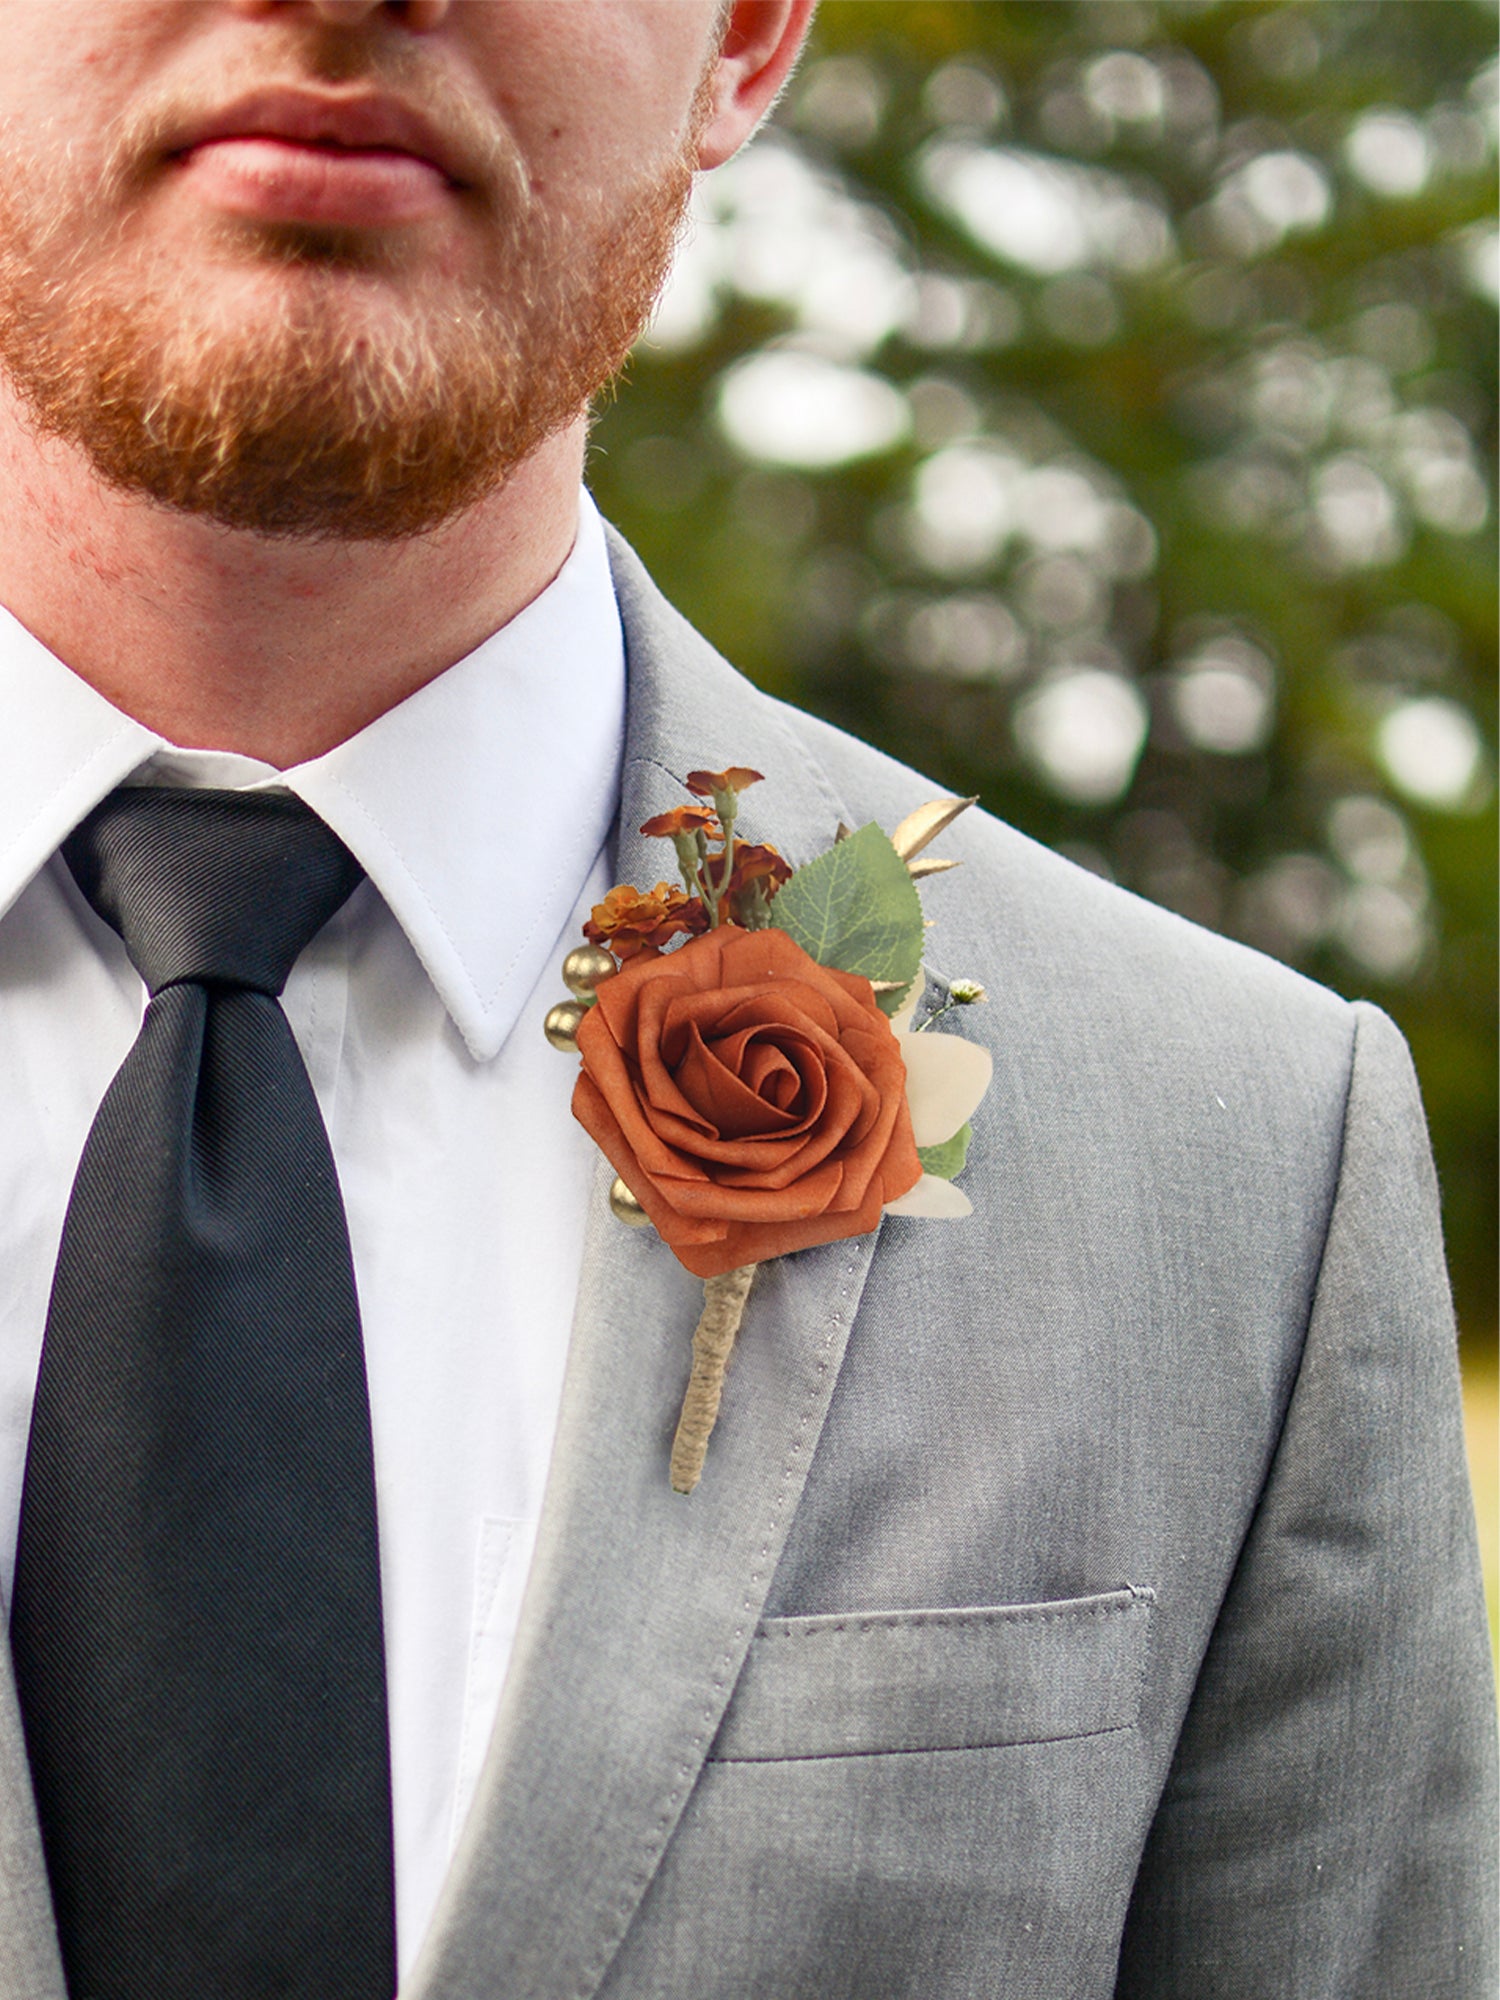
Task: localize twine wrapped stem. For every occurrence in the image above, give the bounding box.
[670,1264,757,1494]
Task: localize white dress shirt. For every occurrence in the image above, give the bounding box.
[0,491,624,1978]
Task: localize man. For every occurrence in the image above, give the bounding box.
[0,3,1491,1996]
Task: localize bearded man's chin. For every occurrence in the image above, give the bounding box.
[0,288,585,540]
[0,152,694,541]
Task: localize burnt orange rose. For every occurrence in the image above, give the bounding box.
[572,925,922,1279]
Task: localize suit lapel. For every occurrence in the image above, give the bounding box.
[405,535,884,2000]
[0,1613,65,1999]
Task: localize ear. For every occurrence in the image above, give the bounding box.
[696,0,817,170]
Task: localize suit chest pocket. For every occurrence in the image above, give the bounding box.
[709,1585,1153,1763]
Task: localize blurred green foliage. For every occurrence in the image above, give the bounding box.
[589,0,1497,1349]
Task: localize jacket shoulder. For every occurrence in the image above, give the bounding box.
[780,695,1353,1057]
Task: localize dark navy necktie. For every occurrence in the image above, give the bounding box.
[10,787,397,2000]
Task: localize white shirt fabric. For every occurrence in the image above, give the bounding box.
[0,490,624,1978]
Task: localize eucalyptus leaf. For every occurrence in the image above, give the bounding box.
[772,823,924,1002]
[917,1122,972,1182]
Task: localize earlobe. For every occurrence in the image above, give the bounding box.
[696,0,817,171]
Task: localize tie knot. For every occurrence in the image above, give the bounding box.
[64,789,365,998]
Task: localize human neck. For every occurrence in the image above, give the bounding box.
[0,382,587,768]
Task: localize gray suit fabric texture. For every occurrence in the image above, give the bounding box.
[0,527,1494,1999]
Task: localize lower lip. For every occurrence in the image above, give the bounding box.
[178,136,453,226]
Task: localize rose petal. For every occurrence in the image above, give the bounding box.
[884,1173,974,1219]
[572,923,923,1277]
[572,1073,720,1245]
[740,1039,805,1111]
[574,1016,709,1179]
[671,1171,890,1279]
[677,1026,806,1138]
[898,1033,993,1147]
[665,1155,846,1221]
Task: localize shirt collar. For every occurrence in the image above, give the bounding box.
[0,489,624,1062]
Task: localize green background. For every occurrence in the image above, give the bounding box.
[591,0,1497,1369]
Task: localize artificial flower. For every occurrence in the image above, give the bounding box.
[723,840,792,898]
[583,882,707,961]
[684,767,763,798]
[638,803,719,840]
[572,924,921,1279]
[549,766,990,1492]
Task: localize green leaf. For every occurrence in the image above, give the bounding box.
[917,1122,972,1181]
[772,823,925,1002]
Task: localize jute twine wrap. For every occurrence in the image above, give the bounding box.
[670,1263,757,1494]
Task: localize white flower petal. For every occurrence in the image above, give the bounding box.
[899,1033,993,1146]
[885,1173,973,1219]
[889,971,926,1035]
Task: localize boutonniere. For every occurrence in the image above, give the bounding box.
[544,768,992,1493]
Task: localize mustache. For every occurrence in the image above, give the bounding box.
[96,42,529,216]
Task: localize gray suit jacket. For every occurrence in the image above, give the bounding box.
[0,532,1494,1998]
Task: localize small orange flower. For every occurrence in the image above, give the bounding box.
[726,840,792,897]
[584,882,708,962]
[684,767,764,798]
[723,841,793,926]
[639,803,719,840]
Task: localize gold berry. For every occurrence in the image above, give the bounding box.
[544,999,588,1051]
[562,944,618,998]
[608,1176,652,1227]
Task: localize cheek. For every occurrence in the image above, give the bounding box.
[0,1,161,129]
[465,0,718,197]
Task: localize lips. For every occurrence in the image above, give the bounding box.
[172,88,468,228]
